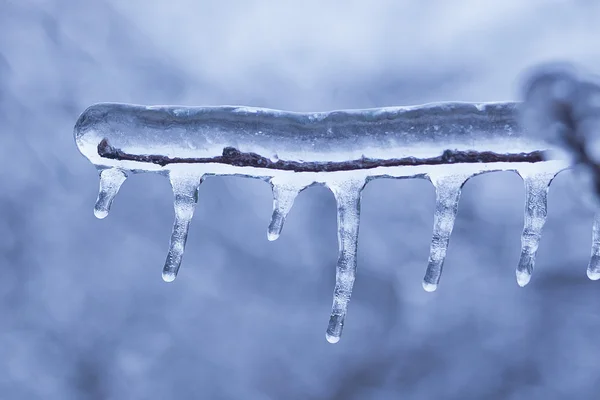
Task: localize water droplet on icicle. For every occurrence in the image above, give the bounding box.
[588,213,600,280]
[422,174,469,292]
[515,171,556,287]
[162,172,203,282]
[94,168,127,219]
[267,182,303,241]
[325,178,366,344]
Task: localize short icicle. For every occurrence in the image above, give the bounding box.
[587,213,600,280]
[325,178,366,344]
[422,174,470,292]
[162,171,203,283]
[94,168,127,219]
[515,171,556,287]
[267,181,304,241]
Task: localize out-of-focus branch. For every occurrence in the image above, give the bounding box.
[522,64,600,200]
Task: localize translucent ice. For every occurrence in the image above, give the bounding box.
[515,169,558,287]
[422,173,470,292]
[74,100,584,342]
[325,179,365,344]
[94,168,127,219]
[588,213,600,280]
[162,171,203,282]
[267,179,306,241]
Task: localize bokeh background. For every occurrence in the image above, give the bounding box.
[2,0,600,398]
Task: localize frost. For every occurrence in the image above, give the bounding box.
[75,101,585,343]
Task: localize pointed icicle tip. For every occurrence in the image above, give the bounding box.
[94,208,109,220]
[422,174,468,292]
[94,168,127,219]
[162,271,177,283]
[267,182,302,241]
[325,333,340,344]
[587,214,600,281]
[587,268,600,281]
[516,269,532,287]
[516,171,555,287]
[325,179,365,344]
[162,172,202,282]
[422,281,438,292]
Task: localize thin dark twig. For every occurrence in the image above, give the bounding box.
[98,138,546,172]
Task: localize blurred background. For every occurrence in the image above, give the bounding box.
[2,0,600,398]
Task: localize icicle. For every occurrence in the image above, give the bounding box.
[515,171,556,287]
[588,213,600,280]
[162,172,203,283]
[94,168,127,219]
[267,181,303,241]
[325,178,366,344]
[422,174,470,292]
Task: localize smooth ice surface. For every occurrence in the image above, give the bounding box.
[325,179,365,343]
[162,171,203,282]
[75,97,578,341]
[94,168,127,219]
[11,1,600,398]
[515,168,558,287]
[422,173,470,292]
[267,180,305,241]
[588,213,600,280]
[74,101,541,167]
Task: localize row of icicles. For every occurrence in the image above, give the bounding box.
[93,166,600,343]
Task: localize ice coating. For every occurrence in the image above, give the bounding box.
[73,99,599,343]
[588,213,600,280]
[267,179,307,241]
[162,170,203,282]
[515,169,558,287]
[74,102,544,169]
[325,179,365,344]
[422,174,470,292]
[94,168,127,219]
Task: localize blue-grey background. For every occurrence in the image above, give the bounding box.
[2,1,600,399]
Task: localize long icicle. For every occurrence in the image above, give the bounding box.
[588,213,600,280]
[422,174,470,292]
[162,171,203,282]
[267,181,304,241]
[515,171,556,287]
[94,168,127,219]
[325,179,366,344]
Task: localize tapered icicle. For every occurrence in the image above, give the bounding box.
[588,213,600,280]
[325,179,366,344]
[162,172,203,283]
[515,172,556,287]
[94,168,127,219]
[422,174,469,292]
[267,182,303,241]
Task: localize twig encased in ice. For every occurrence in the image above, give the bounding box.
[75,101,579,343]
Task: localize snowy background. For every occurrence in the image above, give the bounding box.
[2,0,600,399]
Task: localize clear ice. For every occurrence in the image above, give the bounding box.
[422,173,470,292]
[325,179,365,344]
[588,213,600,280]
[515,169,557,287]
[522,65,600,281]
[94,168,127,219]
[74,100,594,343]
[268,179,305,241]
[162,171,203,282]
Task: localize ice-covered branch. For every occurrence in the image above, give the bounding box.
[75,101,576,343]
